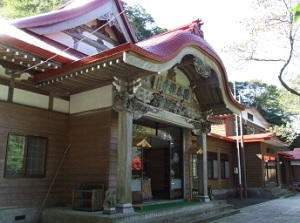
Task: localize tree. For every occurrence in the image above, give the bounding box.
[278,74,300,117]
[225,0,300,98]
[277,74,300,147]
[123,2,167,40]
[231,80,287,125]
[0,0,68,19]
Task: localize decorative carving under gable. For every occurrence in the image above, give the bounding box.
[135,87,212,123]
[202,121,212,134]
[113,92,151,119]
[194,57,212,78]
[189,121,211,135]
[65,26,109,52]
[98,12,122,33]
[113,78,154,119]
[167,67,177,81]
[186,109,213,134]
[113,80,215,127]
[66,27,83,35]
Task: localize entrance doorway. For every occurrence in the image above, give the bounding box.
[132,119,183,202]
[143,138,170,199]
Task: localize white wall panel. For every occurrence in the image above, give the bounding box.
[70,85,113,114]
[13,89,49,109]
[0,84,8,101]
[53,98,70,113]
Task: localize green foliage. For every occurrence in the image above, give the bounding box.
[123,2,167,41]
[278,76,300,116]
[5,135,25,176]
[231,80,286,125]
[292,3,300,23]
[277,74,300,147]
[290,135,300,149]
[272,123,298,148]
[0,0,68,19]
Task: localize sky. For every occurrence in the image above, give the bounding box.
[123,0,283,86]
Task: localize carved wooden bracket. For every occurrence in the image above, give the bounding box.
[194,57,212,78]
[113,82,215,127]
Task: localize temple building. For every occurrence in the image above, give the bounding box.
[0,0,273,222]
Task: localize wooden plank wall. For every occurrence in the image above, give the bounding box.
[65,107,113,203]
[207,136,235,190]
[244,142,263,187]
[0,101,69,207]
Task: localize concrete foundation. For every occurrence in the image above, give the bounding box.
[0,206,38,223]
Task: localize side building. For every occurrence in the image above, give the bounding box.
[210,107,288,198]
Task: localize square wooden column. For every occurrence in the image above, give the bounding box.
[116,110,134,213]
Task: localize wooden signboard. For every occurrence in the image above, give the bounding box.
[153,76,192,103]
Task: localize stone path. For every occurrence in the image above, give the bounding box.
[209,193,300,223]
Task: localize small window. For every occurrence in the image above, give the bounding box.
[5,134,47,178]
[247,113,254,121]
[221,153,230,179]
[208,152,218,179]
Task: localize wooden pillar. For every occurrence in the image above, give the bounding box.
[48,92,54,110]
[197,152,203,194]
[8,80,14,102]
[202,131,209,199]
[284,160,291,186]
[112,78,144,214]
[116,110,134,213]
[194,127,210,202]
[197,131,210,202]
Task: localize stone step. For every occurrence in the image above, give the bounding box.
[174,206,240,223]
[130,203,238,223]
[41,200,238,223]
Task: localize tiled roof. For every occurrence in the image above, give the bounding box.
[227,133,289,147]
[11,0,111,28]
[137,30,219,62]
[0,21,78,62]
[10,0,137,42]
[280,148,300,160]
[137,19,219,62]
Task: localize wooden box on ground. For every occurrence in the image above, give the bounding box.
[72,184,104,211]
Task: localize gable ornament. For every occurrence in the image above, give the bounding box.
[194,58,212,78]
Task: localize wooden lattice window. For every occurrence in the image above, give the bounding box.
[207,152,218,179]
[221,153,230,179]
[5,134,47,178]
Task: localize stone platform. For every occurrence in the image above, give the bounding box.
[40,199,238,223]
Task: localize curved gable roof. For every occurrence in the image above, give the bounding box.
[11,0,137,43]
[11,0,111,28]
[31,20,243,114]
